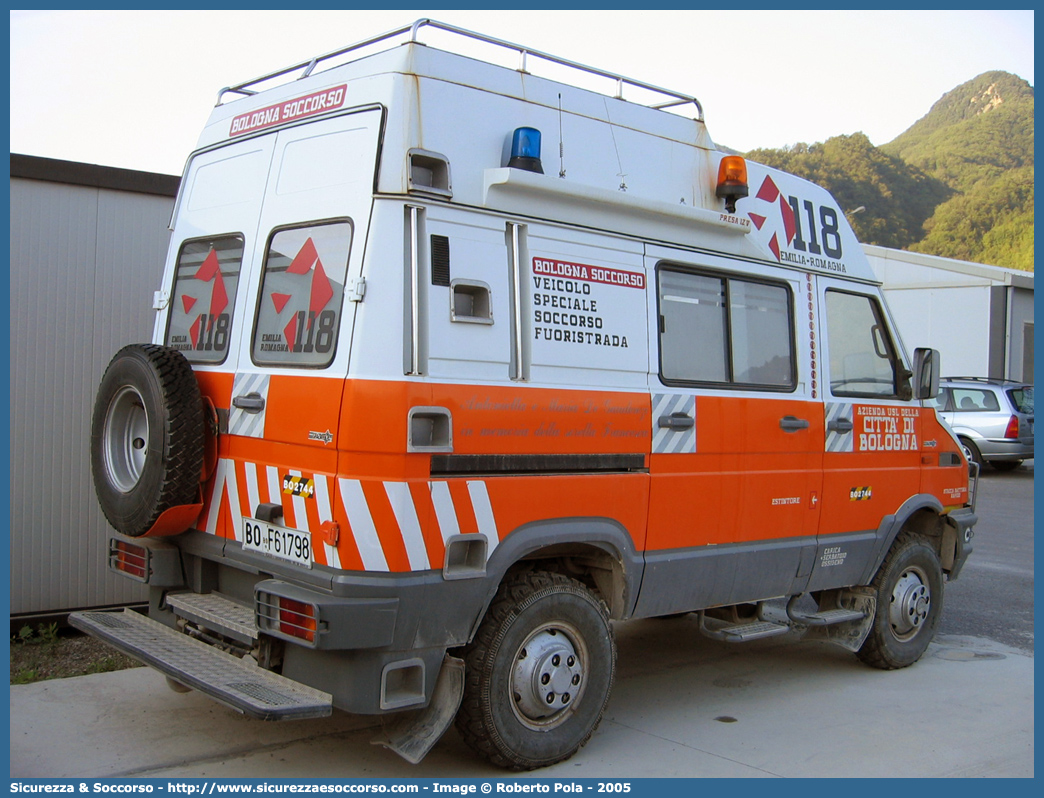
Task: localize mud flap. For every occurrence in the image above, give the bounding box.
[372,654,465,764]
[802,591,877,652]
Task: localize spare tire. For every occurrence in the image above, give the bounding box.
[91,344,205,537]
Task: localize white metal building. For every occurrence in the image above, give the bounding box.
[9,154,177,617]
[865,245,1034,384]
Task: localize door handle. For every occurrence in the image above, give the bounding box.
[232,392,266,413]
[779,415,810,433]
[828,417,854,433]
[658,412,695,431]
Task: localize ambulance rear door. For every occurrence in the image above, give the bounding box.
[173,107,383,571]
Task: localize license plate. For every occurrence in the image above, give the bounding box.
[242,518,312,568]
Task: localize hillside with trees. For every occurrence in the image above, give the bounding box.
[744,71,1034,271]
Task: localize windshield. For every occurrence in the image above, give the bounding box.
[1009,387,1034,414]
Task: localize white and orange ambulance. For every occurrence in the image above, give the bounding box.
[73,20,976,770]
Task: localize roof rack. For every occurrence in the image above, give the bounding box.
[215,18,704,121]
[942,377,1027,385]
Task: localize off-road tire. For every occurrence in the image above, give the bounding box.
[857,534,944,670]
[91,344,204,537]
[455,570,616,770]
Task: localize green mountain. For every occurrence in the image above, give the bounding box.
[743,71,1034,271]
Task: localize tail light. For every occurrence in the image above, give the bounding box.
[1004,415,1020,439]
[110,540,148,581]
[277,598,317,643]
[256,589,322,646]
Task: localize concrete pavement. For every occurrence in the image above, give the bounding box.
[9,620,1034,778]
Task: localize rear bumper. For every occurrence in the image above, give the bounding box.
[69,608,333,720]
[109,530,490,653]
[976,439,1033,462]
[102,532,486,714]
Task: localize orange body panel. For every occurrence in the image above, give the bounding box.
[648,395,822,549]
[919,409,972,508]
[821,404,923,537]
[192,372,967,573]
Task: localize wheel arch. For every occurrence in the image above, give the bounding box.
[861,494,956,584]
[471,517,644,641]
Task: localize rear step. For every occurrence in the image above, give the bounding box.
[165,591,258,645]
[69,609,332,721]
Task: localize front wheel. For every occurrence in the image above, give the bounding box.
[857,535,943,670]
[455,570,616,770]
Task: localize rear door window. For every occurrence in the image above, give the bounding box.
[251,220,352,367]
[165,235,244,363]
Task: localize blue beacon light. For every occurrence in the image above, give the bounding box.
[507,127,544,174]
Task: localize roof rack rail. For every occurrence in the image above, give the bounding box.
[942,376,1025,384]
[215,18,704,121]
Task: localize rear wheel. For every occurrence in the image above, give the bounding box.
[456,570,615,770]
[91,344,204,537]
[857,535,943,670]
[960,438,984,469]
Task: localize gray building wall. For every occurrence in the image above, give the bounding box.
[1007,287,1034,383]
[9,155,178,616]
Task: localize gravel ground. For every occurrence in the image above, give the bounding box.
[10,626,142,684]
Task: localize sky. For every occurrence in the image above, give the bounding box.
[9,9,1035,177]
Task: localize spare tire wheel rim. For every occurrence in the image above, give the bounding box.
[103,385,149,493]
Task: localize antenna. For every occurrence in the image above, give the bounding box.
[603,98,626,191]
[558,93,566,178]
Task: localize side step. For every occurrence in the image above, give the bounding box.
[698,595,869,644]
[786,593,868,627]
[698,612,790,643]
[69,609,332,721]
[789,607,866,626]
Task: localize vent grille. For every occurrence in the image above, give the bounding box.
[431,235,451,286]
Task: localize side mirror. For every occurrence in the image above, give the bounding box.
[913,348,940,400]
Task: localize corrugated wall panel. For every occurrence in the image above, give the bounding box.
[10,177,174,614]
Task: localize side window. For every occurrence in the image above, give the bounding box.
[252,220,352,367]
[658,267,794,389]
[951,389,1000,412]
[824,290,905,398]
[925,387,950,410]
[165,235,244,363]
[660,271,727,382]
[1009,387,1033,414]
